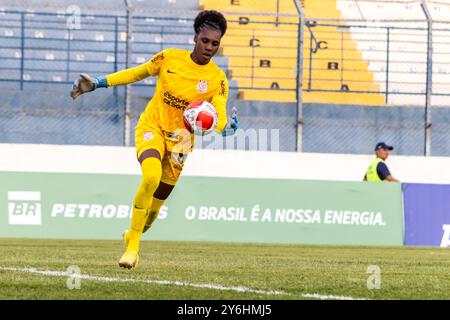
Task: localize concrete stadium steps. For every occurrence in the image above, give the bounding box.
[133,26,192,36]
[304,24,382,94]
[304,47,368,61]
[0,0,125,9]
[307,81,381,93]
[133,43,193,52]
[200,0,299,103]
[223,29,298,40]
[336,0,426,21]
[220,20,298,44]
[230,67,296,79]
[132,16,194,26]
[303,1,384,104]
[0,8,235,96]
[0,36,20,47]
[222,53,297,68]
[373,72,427,86]
[235,78,296,89]
[199,0,297,14]
[337,0,450,106]
[305,57,372,70]
[306,70,377,84]
[221,45,297,59]
[384,83,426,94]
[0,70,20,79]
[238,89,295,102]
[241,88,393,107]
[0,0,199,11]
[203,0,384,104]
[222,14,299,27]
[303,0,342,19]
[303,91,385,106]
[0,55,20,71]
[131,0,199,10]
[130,33,193,44]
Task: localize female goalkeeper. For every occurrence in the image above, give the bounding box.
[70,10,238,269]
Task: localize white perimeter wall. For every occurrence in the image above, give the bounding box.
[1,143,450,184]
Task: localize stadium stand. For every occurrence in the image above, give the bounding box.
[6,0,444,106]
[301,0,385,105]
[0,0,450,155]
[0,0,241,146]
[0,3,235,95]
[131,0,199,10]
[200,0,299,102]
[0,0,199,12]
[200,0,385,105]
[336,0,450,106]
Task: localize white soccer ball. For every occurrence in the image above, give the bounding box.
[183,101,218,136]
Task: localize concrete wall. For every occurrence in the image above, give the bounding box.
[2,143,450,184]
[2,89,450,156]
[302,103,426,155]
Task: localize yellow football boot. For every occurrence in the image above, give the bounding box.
[119,229,139,269]
[118,249,139,269]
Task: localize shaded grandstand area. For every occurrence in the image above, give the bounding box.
[0,0,200,13]
[0,0,450,155]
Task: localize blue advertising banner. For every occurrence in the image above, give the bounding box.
[403,183,450,247]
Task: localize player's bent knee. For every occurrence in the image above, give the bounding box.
[141,168,161,191]
[140,155,162,193]
[141,174,160,192]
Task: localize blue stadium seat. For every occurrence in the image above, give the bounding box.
[0,6,242,148]
[0,36,20,48]
[1,0,127,11]
[0,70,20,80]
[131,0,199,10]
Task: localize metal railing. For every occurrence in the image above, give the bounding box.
[295,0,450,156]
[0,9,298,91]
[0,8,299,149]
[0,1,450,156]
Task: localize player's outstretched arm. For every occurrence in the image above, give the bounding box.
[70,73,108,100]
[222,107,238,137]
[70,61,154,100]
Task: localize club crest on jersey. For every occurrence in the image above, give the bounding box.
[196,80,208,93]
[143,132,154,141]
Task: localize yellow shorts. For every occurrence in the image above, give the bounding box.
[135,121,192,185]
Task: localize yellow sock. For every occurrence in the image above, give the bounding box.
[127,157,162,253]
[143,197,165,233]
[127,207,148,253]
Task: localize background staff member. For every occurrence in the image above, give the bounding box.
[364,142,399,182]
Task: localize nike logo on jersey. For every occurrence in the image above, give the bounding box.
[167,70,176,74]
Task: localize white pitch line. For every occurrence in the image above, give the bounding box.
[0,266,367,300]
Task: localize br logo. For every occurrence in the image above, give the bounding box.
[7,191,42,225]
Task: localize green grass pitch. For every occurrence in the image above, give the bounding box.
[0,238,449,299]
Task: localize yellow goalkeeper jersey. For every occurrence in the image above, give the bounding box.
[106,48,229,136]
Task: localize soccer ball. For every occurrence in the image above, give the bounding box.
[183,101,218,136]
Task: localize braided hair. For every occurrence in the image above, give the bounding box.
[194,10,227,37]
